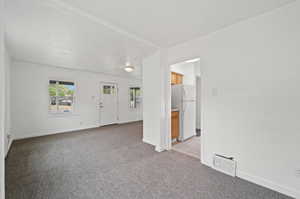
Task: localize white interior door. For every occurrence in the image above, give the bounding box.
[99,82,118,126]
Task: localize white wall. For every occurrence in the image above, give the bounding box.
[142,52,161,147]
[142,50,170,151]
[194,61,201,129]
[171,62,195,85]
[168,2,300,198]
[4,47,11,155]
[196,76,201,130]
[0,0,5,197]
[11,60,142,139]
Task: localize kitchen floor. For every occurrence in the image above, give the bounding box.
[172,136,201,159]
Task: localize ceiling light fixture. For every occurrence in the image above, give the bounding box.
[185,58,200,63]
[124,65,134,72]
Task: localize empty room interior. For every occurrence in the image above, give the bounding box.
[0,0,300,199]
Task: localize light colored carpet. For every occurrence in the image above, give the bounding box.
[6,122,292,199]
[172,136,201,159]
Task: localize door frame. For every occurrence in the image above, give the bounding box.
[167,57,203,161]
[99,81,119,126]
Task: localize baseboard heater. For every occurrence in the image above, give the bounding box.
[213,154,237,177]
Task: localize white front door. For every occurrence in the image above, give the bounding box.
[99,82,118,126]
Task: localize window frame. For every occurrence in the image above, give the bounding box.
[48,78,76,116]
[129,86,142,109]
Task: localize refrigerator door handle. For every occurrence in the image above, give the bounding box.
[182,101,187,113]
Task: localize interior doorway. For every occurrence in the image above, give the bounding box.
[169,58,201,159]
[99,82,118,126]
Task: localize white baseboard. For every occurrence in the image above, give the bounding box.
[142,138,155,146]
[5,138,13,157]
[142,138,166,152]
[201,158,212,167]
[13,120,142,140]
[155,145,165,152]
[14,125,99,140]
[237,170,299,199]
[201,159,298,198]
[118,120,142,124]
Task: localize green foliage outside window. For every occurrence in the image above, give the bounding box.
[49,80,75,113]
[130,87,141,108]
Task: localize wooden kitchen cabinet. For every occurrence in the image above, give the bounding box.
[171,72,177,84]
[171,72,183,85]
[176,73,183,84]
[171,111,179,140]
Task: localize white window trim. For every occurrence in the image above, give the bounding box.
[128,86,142,110]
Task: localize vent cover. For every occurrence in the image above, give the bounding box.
[213,154,236,177]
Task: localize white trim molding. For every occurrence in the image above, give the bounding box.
[155,145,165,152]
[142,138,154,146]
[13,125,99,140]
[118,120,142,125]
[5,137,13,157]
[201,160,299,199]
[237,170,300,199]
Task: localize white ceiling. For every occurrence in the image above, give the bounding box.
[59,0,294,47]
[5,0,157,78]
[5,0,294,77]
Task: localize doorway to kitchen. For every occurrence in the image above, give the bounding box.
[169,58,201,159]
[99,82,118,126]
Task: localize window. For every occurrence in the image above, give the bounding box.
[49,80,75,113]
[129,87,141,108]
[103,85,116,95]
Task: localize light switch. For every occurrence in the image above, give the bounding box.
[212,88,218,97]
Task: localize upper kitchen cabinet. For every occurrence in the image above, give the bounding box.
[171,72,183,85]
